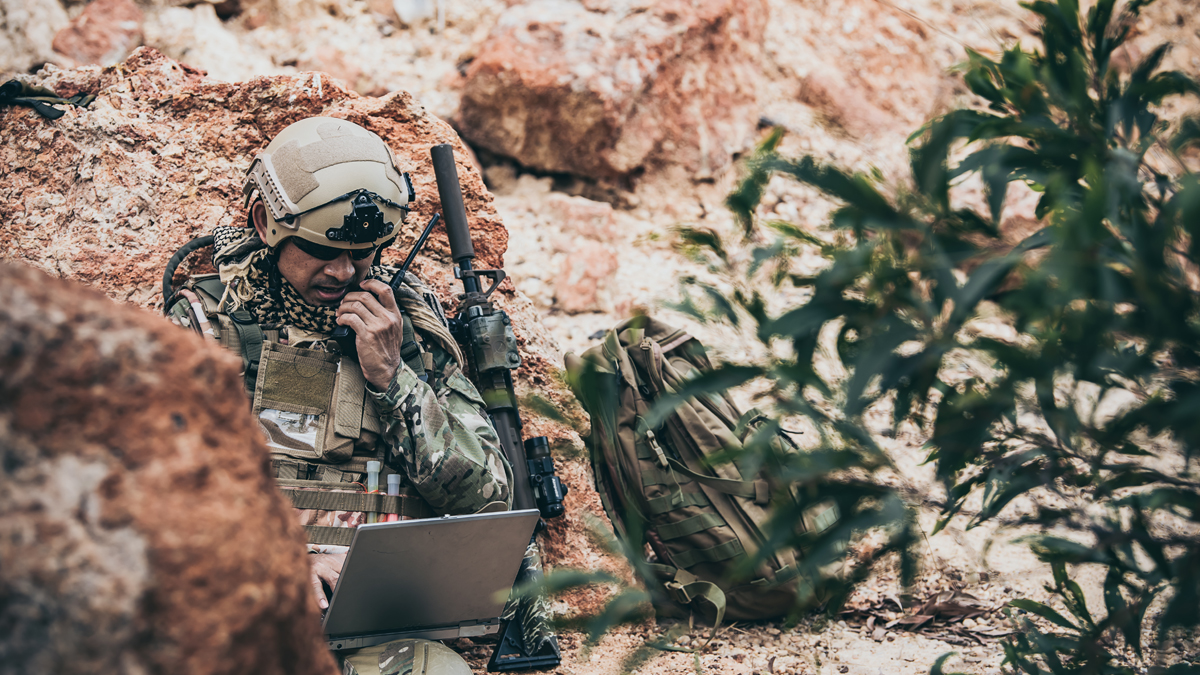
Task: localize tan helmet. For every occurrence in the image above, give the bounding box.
[242,116,414,253]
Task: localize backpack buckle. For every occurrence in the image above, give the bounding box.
[229,309,257,325]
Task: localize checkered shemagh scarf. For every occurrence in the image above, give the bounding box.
[210,226,464,367]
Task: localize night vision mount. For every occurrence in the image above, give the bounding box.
[325,192,395,244]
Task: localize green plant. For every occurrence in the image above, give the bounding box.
[539,0,1200,670]
[665,0,1200,671]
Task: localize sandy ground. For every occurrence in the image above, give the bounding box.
[22,0,1200,671]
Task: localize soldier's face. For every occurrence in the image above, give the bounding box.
[252,202,372,306]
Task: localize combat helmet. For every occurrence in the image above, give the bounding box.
[243,116,414,254]
[341,639,473,675]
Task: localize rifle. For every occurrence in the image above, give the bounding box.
[431,143,567,671]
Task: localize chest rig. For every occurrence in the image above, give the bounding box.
[167,274,435,543]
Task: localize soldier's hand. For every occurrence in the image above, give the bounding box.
[336,279,403,390]
[309,551,347,611]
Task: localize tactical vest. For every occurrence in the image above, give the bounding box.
[167,273,438,544]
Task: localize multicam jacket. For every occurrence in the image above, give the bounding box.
[167,273,513,544]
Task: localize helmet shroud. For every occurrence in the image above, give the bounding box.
[243,117,414,253]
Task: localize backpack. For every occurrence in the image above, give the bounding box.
[564,316,838,625]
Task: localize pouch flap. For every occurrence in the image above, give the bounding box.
[254,341,339,415]
[334,357,369,438]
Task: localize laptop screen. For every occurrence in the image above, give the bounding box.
[322,509,540,647]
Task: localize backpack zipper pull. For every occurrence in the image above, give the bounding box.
[645,428,670,468]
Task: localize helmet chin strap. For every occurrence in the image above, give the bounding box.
[266,245,283,298]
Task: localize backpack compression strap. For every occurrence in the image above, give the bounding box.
[649,564,726,641]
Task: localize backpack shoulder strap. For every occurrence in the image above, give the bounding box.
[226,308,264,393]
[178,271,264,391]
[399,312,428,381]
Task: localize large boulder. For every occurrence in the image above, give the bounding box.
[51,0,145,67]
[0,262,336,675]
[456,0,768,181]
[0,46,508,307]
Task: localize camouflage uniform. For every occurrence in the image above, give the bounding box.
[167,272,514,527]
[369,335,512,514]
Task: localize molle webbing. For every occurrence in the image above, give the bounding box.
[278,474,434,546]
[272,457,381,483]
[189,276,264,393]
[645,490,709,516]
[656,512,725,541]
[670,539,745,569]
[663,458,771,505]
[279,485,433,518]
[305,526,356,546]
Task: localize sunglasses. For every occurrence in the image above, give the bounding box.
[291,237,379,261]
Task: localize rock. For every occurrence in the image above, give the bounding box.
[366,0,399,21]
[457,0,768,181]
[393,0,437,25]
[546,194,616,241]
[141,4,281,83]
[1,0,70,76]
[298,45,363,93]
[52,0,144,67]
[0,46,507,306]
[797,70,890,139]
[0,262,336,675]
[554,240,619,313]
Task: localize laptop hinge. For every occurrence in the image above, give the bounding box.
[458,619,498,638]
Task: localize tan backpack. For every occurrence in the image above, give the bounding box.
[565,317,837,624]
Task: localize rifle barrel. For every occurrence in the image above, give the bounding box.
[430,144,475,264]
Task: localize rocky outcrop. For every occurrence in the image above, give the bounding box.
[0,262,336,675]
[547,194,620,314]
[52,0,144,67]
[0,46,507,307]
[457,0,768,182]
[1,0,70,76]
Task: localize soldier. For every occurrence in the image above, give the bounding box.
[166,116,509,675]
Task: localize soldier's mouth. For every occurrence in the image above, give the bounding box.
[312,285,349,303]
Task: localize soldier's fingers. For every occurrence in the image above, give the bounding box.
[312,573,328,610]
[342,304,398,339]
[361,279,399,313]
[336,312,369,334]
[339,291,387,319]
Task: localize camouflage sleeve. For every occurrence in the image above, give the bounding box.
[367,361,514,514]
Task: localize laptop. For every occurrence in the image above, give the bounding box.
[322,509,541,651]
